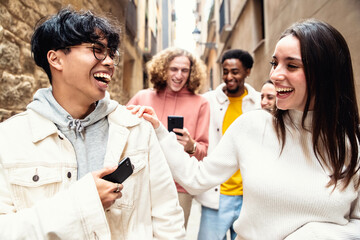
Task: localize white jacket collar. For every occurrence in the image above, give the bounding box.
[27,105,141,143]
[215,82,260,105]
[28,109,59,143]
[107,105,141,127]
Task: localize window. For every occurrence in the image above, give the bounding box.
[219,0,230,34]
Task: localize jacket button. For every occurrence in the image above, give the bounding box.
[220,108,223,111]
[217,128,219,132]
[32,175,39,182]
[215,188,218,191]
[58,135,63,140]
[67,172,72,178]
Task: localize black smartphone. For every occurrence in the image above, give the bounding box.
[102,157,134,184]
[168,115,184,136]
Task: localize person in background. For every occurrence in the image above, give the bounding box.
[131,19,360,239]
[0,7,185,239]
[261,80,276,113]
[127,47,210,229]
[195,49,261,240]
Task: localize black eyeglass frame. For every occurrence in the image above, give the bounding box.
[58,43,121,66]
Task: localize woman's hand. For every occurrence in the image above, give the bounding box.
[127,105,160,129]
[127,105,195,153]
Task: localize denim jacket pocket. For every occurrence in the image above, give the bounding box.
[6,166,63,210]
[130,155,146,175]
[107,152,147,237]
[113,152,147,209]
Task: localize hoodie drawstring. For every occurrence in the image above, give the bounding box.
[67,117,90,140]
[160,89,179,121]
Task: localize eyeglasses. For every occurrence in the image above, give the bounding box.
[63,43,121,66]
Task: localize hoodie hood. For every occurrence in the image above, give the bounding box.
[27,87,117,139]
[27,87,118,179]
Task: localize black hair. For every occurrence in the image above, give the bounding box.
[273,19,360,190]
[31,7,120,84]
[221,49,254,69]
[263,79,273,85]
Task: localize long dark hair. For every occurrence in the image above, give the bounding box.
[274,19,360,190]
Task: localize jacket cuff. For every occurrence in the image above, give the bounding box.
[69,173,111,239]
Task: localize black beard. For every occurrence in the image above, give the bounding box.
[226,85,240,94]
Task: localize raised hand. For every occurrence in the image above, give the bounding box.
[127,105,160,129]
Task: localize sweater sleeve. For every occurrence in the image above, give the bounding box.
[192,98,210,160]
[155,121,239,195]
[285,188,360,239]
[0,172,110,239]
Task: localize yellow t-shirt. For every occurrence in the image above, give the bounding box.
[220,89,248,195]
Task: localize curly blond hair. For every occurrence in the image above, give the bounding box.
[146,47,206,93]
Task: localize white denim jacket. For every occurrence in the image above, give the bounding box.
[0,105,185,239]
[195,83,261,209]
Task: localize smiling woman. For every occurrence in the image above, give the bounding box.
[270,35,307,112]
[261,80,276,112]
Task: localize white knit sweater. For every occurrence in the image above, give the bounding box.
[156,109,360,239]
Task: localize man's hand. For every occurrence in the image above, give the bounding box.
[127,105,160,129]
[92,166,123,209]
[173,127,196,154]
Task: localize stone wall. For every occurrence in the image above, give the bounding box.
[0,0,127,121]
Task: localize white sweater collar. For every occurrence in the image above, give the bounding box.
[287,109,313,129]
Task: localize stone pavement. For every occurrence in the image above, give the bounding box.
[185,199,231,240]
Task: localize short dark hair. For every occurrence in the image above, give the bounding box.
[263,79,273,86]
[31,7,121,84]
[221,49,254,69]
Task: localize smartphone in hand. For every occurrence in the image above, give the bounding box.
[102,157,134,184]
[168,115,184,136]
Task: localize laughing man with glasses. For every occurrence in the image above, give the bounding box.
[0,7,186,239]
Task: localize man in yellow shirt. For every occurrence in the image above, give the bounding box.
[197,49,261,240]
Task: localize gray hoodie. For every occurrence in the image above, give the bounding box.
[27,87,118,179]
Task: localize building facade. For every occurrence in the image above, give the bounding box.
[194,0,360,107]
[122,0,176,100]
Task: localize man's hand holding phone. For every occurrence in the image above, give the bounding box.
[102,157,134,184]
[173,128,197,154]
[92,157,134,209]
[167,116,196,154]
[92,166,123,209]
